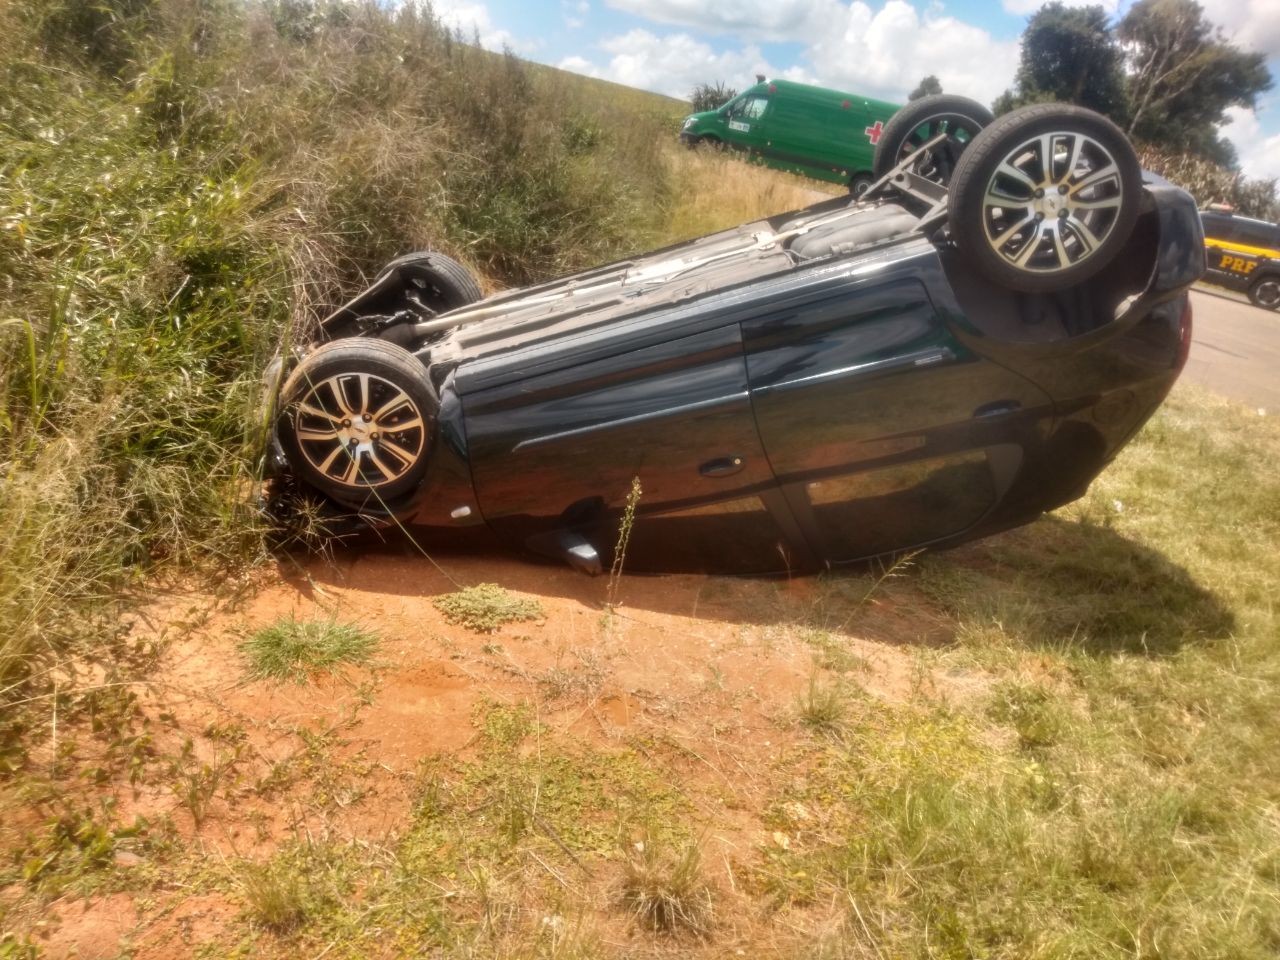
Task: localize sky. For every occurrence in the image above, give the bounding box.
[426,0,1280,181]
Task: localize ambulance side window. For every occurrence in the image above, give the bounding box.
[732,96,768,121]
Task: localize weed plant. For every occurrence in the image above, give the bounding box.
[434,584,544,633]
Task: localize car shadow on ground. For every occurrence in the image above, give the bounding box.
[277,511,1234,660]
[922,514,1236,657]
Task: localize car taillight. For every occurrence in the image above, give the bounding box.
[1176,295,1193,370]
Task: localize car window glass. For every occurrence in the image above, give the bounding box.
[1241,221,1279,248]
[742,96,769,120]
[1200,214,1228,241]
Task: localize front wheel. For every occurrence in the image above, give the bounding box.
[277,338,437,506]
[947,103,1141,293]
[1248,275,1280,310]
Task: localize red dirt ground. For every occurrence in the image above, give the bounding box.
[5,542,981,958]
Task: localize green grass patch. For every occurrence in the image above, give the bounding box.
[239,617,378,683]
[759,387,1280,957]
[210,704,693,954]
[433,584,544,633]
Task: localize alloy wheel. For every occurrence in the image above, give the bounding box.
[893,113,984,183]
[292,372,426,490]
[979,131,1126,276]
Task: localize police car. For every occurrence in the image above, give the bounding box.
[1200,204,1280,309]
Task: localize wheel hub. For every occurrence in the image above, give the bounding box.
[291,372,425,490]
[980,131,1124,275]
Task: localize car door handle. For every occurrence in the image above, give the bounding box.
[973,400,1022,419]
[700,456,746,478]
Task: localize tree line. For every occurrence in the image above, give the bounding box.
[995,0,1269,169]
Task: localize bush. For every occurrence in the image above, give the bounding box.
[689,81,736,113]
[0,0,670,718]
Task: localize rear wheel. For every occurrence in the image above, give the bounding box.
[277,338,436,506]
[848,173,874,198]
[1248,275,1280,309]
[947,103,1141,293]
[374,251,482,312]
[872,95,993,186]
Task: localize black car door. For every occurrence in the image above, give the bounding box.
[741,275,1054,563]
[461,324,803,572]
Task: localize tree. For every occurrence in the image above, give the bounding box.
[1119,0,1271,164]
[994,3,1127,120]
[908,76,942,101]
[689,82,737,113]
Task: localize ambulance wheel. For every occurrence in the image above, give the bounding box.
[872,94,993,185]
[948,103,1141,294]
[1248,275,1280,310]
[849,173,874,197]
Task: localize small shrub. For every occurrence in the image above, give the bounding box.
[620,832,714,936]
[239,617,378,682]
[433,584,543,633]
[796,674,847,733]
[241,859,309,933]
[168,737,242,827]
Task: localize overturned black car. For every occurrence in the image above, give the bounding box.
[264,98,1204,575]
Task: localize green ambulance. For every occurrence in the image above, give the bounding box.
[679,78,901,195]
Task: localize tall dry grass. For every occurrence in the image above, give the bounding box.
[0,0,676,725]
[658,147,839,244]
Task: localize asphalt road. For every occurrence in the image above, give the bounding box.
[1184,286,1280,412]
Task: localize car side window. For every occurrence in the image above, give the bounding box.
[729,96,768,121]
[1200,214,1228,242]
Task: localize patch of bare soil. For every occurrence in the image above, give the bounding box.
[6,543,973,958]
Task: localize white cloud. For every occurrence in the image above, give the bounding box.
[1001,0,1118,16]
[1201,0,1280,58]
[429,0,535,52]
[1222,105,1280,181]
[579,2,1017,106]
[605,0,845,42]
[565,29,779,98]
[562,0,590,29]
[557,54,604,79]
[807,1,1019,104]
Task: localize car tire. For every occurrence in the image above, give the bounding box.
[848,173,874,197]
[277,338,437,506]
[374,250,482,312]
[872,94,994,185]
[948,103,1141,294]
[1247,275,1280,310]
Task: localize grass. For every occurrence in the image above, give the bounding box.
[434,584,545,633]
[658,146,838,244]
[239,617,378,682]
[619,831,714,937]
[241,857,311,933]
[796,673,849,733]
[756,386,1280,957]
